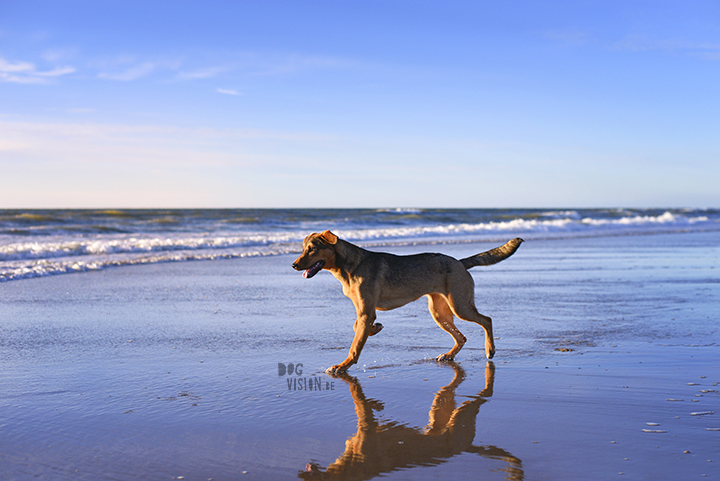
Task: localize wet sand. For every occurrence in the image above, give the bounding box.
[1,232,718,480]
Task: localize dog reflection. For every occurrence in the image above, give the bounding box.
[300,362,522,481]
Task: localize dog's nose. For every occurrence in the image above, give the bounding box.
[291,262,299,270]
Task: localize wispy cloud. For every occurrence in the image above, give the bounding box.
[615,36,679,52]
[0,58,34,73]
[36,66,76,77]
[42,47,77,63]
[178,52,358,80]
[98,61,157,81]
[543,29,589,46]
[0,56,75,84]
[2,49,357,85]
[177,66,228,80]
[67,108,96,114]
[216,88,241,95]
[249,53,357,76]
[614,35,720,61]
[543,29,720,62]
[0,119,341,169]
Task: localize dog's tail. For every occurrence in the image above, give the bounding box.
[460,238,524,269]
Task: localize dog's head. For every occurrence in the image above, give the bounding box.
[292,230,338,278]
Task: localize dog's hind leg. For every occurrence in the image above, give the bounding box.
[427,293,467,361]
[447,298,495,360]
[443,271,496,359]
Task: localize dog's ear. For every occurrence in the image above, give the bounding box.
[319,230,338,245]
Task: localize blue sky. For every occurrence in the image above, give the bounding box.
[1,1,718,208]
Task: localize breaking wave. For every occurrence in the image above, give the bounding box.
[1,208,716,281]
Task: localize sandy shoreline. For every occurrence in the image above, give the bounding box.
[1,232,718,480]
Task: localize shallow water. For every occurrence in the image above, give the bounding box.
[1,231,718,480]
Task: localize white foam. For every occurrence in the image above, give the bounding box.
[0,233,305,262]
[1,208,716,282]
[376,208,423,214]
[580,211,708,227]
[540,210,581,218]
[0,244,298,282]
[335,217,588,241]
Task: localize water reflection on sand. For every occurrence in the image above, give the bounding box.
[299,362,523,481]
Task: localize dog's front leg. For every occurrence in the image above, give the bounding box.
[354,318,383,336]
[328,308,376,374]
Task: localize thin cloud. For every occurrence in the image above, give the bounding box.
[613,35,720,59]
[249,53,358,76]
[216,88,241,95]
[544,30,720,62]
[0,58,34,73]
[98,62,156,81]
[36,66,76,77]
[0,119,341,167]
[543,29,589,46]
[177,66,228,79]
[614,35,682,52]
[0,56,75,83]
[0,73,45,84]
[42,48,77,63]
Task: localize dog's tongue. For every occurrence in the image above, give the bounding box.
[303,260,325,278]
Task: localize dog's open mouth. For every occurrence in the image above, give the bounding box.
[302,260,325,278]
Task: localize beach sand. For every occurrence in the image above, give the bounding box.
[1,232,718,480]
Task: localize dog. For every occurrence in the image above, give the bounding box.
[292,231,523,373]
[299,362,523,481]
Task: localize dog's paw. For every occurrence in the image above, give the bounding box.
[369,323,383,336]
[326,364,348,374]
[436,353,454,362]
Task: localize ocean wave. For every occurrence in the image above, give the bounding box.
[0,247,294,282]
[336,210,711,241]
[376,208,424,214]
[1,210,714,262]
[580,211,708,226]
[0,233,306,262]
[540,210,581,219]
[1,208,717,282]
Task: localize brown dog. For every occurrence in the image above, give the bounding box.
[292,231,523,373]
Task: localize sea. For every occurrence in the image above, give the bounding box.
[1,208,717,282]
